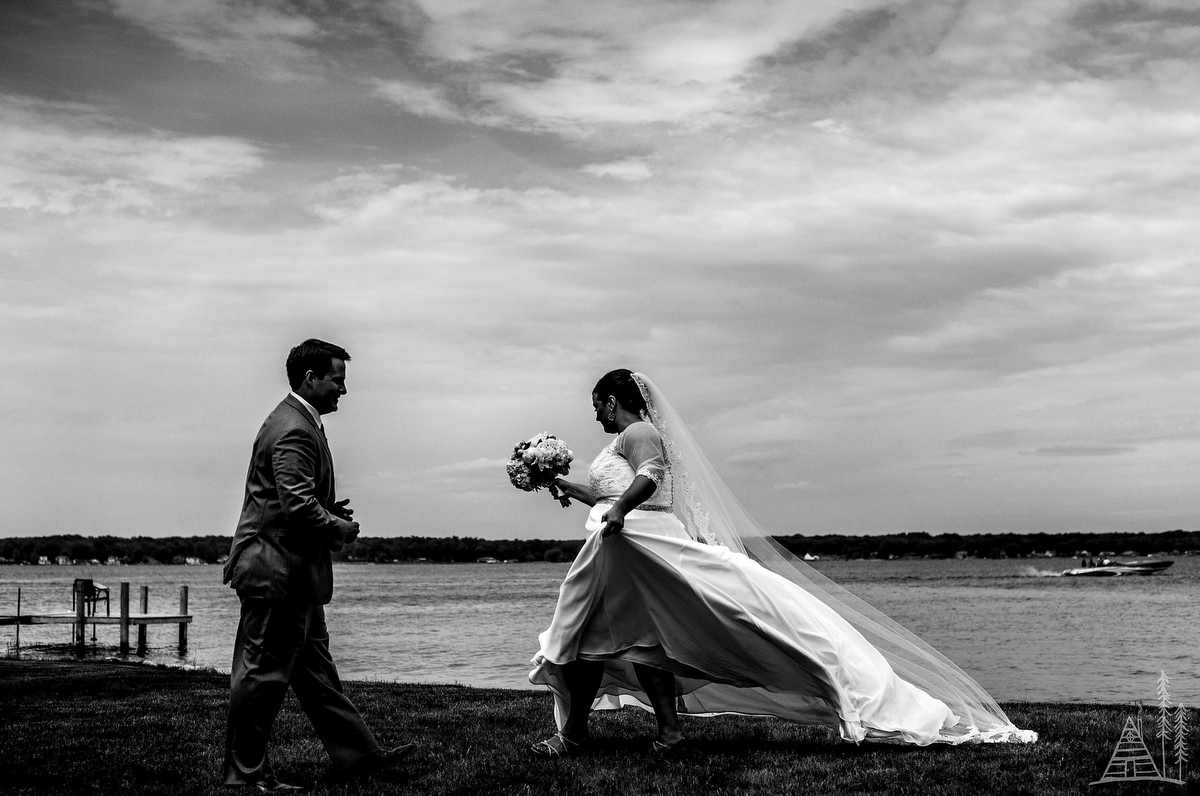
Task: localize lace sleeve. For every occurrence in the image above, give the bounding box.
[615,422,666,488]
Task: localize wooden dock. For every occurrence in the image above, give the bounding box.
[1,581,192,654]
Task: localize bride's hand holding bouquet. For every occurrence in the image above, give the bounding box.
[507,433,579,507]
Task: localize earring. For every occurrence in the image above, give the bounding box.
[607,411,615,421]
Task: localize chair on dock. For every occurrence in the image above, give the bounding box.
[3,581,191,656]
[72,579,110,617]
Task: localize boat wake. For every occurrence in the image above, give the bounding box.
[1018,566,1063,578]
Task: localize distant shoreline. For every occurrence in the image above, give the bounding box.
[2,529,1199,567]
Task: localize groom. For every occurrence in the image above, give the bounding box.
[222,339,413,792]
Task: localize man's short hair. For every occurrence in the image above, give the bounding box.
[286,339,351,390]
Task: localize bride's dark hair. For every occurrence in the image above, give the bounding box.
[593,369,648,416]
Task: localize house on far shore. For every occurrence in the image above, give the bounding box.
[477,556,500,564]
[38,556,50,565]
[55,555,70,566]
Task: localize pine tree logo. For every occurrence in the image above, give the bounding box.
[1090,671,1187,787]
[1173,703,1190,783]
[1158,671,1173,773]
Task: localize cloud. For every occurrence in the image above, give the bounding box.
[0,95,262,215]
[111,0,893,136]
[424,457,509,480]
[581,158,652,181]
[362,458,508,492]
[1024,445,1138,457]
[5,0,1200,540]
[372,80,465,121]
[111,0,322,79]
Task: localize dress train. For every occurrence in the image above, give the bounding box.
[529,505,1012,746]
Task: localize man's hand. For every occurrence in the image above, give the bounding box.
[332,498,354,519]
[343,520,360,545]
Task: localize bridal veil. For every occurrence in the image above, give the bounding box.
[631,372,1034,744]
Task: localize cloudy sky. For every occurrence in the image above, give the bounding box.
[2,0,1198,542]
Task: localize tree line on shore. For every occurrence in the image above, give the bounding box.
[1,529,1198,566]
[777,529,1200,561]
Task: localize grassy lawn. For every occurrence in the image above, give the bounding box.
[1,659,1196,795]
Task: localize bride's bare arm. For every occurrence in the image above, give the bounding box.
[552,478,598,507]
[599,475,657,537]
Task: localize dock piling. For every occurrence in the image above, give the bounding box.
[74,580,86,653]
[119,583,130,653]
[178,586,188,652]
[3,580,191,656]
[137,586,148,654]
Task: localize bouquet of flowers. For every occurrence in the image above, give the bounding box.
[507,433,573,506]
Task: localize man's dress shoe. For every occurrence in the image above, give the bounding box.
[335,744,416,780]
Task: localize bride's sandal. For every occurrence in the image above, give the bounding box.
[530,732,586,758]
[650,736,690,755]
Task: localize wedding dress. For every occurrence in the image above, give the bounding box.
[529,374,1036,746]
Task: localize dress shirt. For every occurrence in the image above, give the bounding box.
[289,391,323,432]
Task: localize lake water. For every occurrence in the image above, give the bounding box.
[2,557,1198,705]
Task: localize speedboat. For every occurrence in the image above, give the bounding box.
[1062,559,1173,577]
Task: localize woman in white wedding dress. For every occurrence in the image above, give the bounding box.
[528,370,1036,757]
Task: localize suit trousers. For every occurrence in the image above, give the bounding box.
[224,597,381,785]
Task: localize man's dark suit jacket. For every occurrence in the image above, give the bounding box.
[223,395,353,604]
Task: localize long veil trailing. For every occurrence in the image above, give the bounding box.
[632,372,1035,743]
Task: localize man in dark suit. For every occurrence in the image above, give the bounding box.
[223,339,412,792]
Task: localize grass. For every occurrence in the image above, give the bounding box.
[1,659,1197,796]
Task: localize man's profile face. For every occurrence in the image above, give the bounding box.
[305,358,347,415]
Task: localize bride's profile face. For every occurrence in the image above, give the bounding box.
[592,392,617,433]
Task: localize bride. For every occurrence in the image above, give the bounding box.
[528,369,1036,756]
